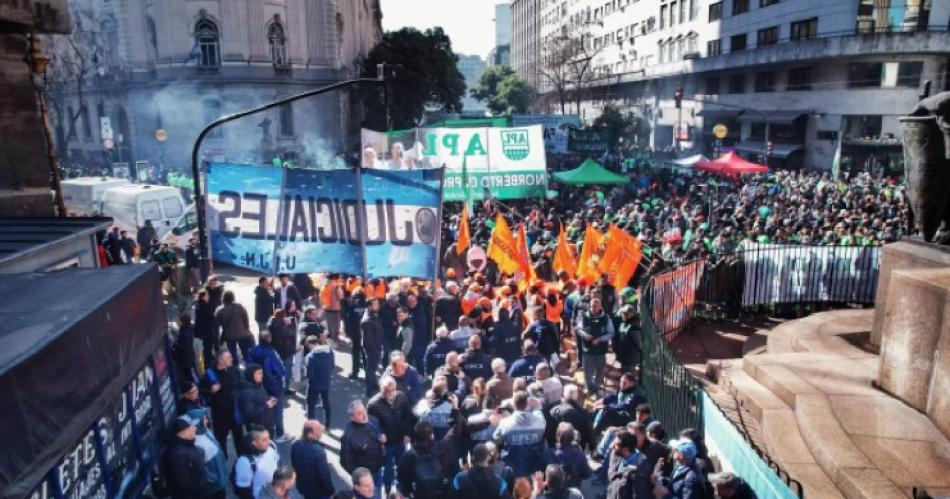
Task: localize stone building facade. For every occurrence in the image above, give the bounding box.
[47,0,382,174]
[512,0,950,172]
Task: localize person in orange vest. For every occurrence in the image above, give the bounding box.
[461,283,481,317]
[321,274,345,341]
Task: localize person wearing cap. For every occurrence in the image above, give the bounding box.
[185,408,229,498]
[424,325,454,377]
[304,334,334,425]
[655,438,705,499]
[177,380,203,415]
[291,421,335,499]
[575,297,615,397]
[162,417,207,499]
[709,471,757,499]
[613,304,642,374]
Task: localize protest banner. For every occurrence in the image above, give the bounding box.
[206,163,443,279]
[361,125,547,201]
[568,129,608,154]
[652,260,705,337]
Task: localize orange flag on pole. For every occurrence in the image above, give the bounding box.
[486,214,521,275]
[516,223,537,281]
[599,224,643,289]
[577,224,605,282]
[553,222,576,279]
[456,205,471,255]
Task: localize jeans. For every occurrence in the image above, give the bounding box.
[583,352,606,395]
[364,348,381,397]
[282,356,294,391]
[274,390,285,437]
[227,336,255,364]
[373,469,384,499]
[381,443,405,493]
[307,388,331,427]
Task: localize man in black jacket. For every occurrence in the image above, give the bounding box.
[451,443,511,499]
[396,421,448,499]
[341,400,386,498]
[434,283,462,331]
[163,418,206,499]
[254,277,276,333]
[200,349,243,457]
[379,294,400,370]
[361,298,384,397]
[460,334,492,382]
[367,376,415,496]
[546,384,594,451]
[291,420,335,499]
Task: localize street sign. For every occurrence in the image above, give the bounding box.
[102,138,114,150]
[100,117,113,141]
[713,123,728,139]
[155,128,167,142]
[467,245,487,272]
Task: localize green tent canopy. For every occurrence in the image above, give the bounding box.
[551,158,630,185]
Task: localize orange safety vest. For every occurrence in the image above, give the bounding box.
[545,299,563,324]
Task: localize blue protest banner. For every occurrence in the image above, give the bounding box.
[206,163,443,279]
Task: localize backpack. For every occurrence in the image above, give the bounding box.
[412,451,446,499]
[230,455,257,498]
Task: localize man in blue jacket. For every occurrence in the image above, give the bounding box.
[488,308,520,366]
[423,326,454,377]
[291,420,335,499]
[247,331,290,442]
[508,340,545,383]
[305,334,334,427]
[492,391,549,478]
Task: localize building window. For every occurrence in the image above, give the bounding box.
[146,16,158,54]
[730,33,747,52]
[690,0,699,20]
[843,115,883,139]
[755,71,775,92]
[279,104,294,137]
[760,0,779,6]
[707,38,721,56]
[757,26,779,46]
[790,18,818,40]
[848,62,883,87]
[705,76,720,94]
[195,19,220,69]
[728,73,745,93]
[80,105,92,140]
[787,66,812,90]
[678,0,686,23]
[268,22,288,70]
[687,35,697,53]
[203,100,222,138]
[658,41,665,63]
[660,4,667,28]
[708,1,722,21]
[897,61,923,87]
[732,0,749,15]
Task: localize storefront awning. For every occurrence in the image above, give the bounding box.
[735,141,804,158]
[699,108,742,119]
[738,110,809,125]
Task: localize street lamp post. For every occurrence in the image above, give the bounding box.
[190,70,385,282]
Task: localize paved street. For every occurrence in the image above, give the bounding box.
[216,265,366,496]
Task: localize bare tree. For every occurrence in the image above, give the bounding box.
[43,1,116,156]
[536,21,604,115]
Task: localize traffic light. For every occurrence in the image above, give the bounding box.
[674,86,684,109]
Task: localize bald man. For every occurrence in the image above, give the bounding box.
[291,420,335,499]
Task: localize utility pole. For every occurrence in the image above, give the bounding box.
[674,85,684,154]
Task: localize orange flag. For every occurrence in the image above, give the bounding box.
[577,224,605,282]
[516,223,537,281]
[486,214,521,275]
[600,224,643,289]
[553,222,576,279]
[456,205,471,255]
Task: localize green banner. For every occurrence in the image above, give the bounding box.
[443,169,547,201]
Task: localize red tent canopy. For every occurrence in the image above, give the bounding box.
[695,151,769,179]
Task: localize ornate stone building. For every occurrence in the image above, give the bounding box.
[47,0,382,174]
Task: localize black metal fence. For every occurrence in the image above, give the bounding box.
[637,244,882,497]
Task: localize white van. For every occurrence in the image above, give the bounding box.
[162,203,200,253]
[61,177,132,216]
[100,184,186,238]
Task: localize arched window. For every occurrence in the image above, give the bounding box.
[268,22,287,70]
[195,19,219,69]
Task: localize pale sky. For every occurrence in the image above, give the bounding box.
[380,0,502,58]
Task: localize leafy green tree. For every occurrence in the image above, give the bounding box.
[360,27,466,130]
[470,66,536,115]
[592,104,643,152]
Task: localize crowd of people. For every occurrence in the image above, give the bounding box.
[156,151,911,499]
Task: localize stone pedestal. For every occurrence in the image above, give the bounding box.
[871,240,950,347]
[878,266,950,440]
